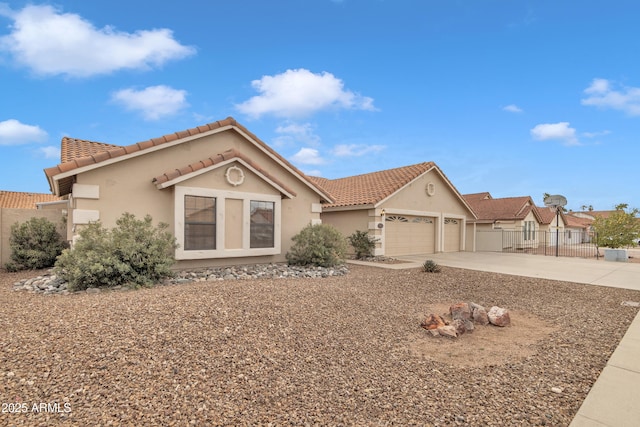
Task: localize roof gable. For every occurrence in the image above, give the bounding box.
[308,162,476,217]
[152,148,297,198]
[308,162,436,208]
[44,117,332,203]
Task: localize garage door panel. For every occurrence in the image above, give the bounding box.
[444,218,461,252]
[385,215,435,256]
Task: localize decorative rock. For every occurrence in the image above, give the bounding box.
[551,387,563,394]
[488,306,511,327]
[421,314,446,330]
[12,263,350,295]
[464,320,475,332]
[437,325,458,338]
[451,318,466,335]
[472,306,489,325]
[450,302,471,321]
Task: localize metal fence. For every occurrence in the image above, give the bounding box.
[478,229,599,259]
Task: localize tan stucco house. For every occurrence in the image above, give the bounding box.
[43,117,480,266]
[309,163,477,256]
[44,117,333,268]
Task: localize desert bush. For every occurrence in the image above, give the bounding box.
[422,259,441,273]
[7,217,67,270]
[347,230,378,259]
[55,213,177,291]
[286,223,346,267]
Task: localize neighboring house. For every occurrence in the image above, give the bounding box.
[0,191,66,267]
[308,163,477,256]
[563,213,593,244]
[44,117,333,268]
[463,192,544,251]
[0,190,62,209]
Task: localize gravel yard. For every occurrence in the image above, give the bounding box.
[2,264,640,426]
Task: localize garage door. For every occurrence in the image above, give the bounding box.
[443,218,461,252]
[385,215,435,256]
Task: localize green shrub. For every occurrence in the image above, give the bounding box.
[7,217,67,270]
[55,213,177,291]
[347,230,378,259]
[422,259,441,273]
[286,223,346,267]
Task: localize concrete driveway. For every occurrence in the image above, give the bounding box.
[396,251,640,291]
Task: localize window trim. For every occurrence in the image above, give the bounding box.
[175,186,281,260]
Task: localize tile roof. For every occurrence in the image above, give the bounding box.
[464,194,540,222]
[0,190,62,209]
[307,162,437,208]
[463,192,492,203]
[61,137,122,163]
[152,148,297,197]
[534,205,569,226]
[573,210,617,220]
[564,214,593,229]
[44,117,332,202]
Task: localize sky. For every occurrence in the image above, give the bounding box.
[1,0,639,211]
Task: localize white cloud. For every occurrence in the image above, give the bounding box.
[0,4,195,77]
[530,122,579,146]
[0,119,47,145]
[581,78,640,116]
[236,68,376,119]
[111,85,188,120]
[503,104,523,113]
[38,145,61,159]
[333,143,385,156]
[582,130,611,138]
[290,147,325,165]
[275,122,321,146]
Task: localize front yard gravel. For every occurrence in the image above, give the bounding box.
[2,264,639,426]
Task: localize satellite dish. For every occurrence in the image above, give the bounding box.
[544,194,567,208]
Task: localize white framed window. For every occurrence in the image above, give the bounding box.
[523,221,535,241]
[250,200,275,248]
[184,195,216,250]
[175,186,281,260]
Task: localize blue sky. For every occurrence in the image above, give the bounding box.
[1,1,639,211]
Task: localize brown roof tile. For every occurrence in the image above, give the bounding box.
[61,137,122,163]
[45,117,331,201]
[0,190,62,209]
[307,162,436,208]
[152,148,298,198]
[464,194,538,221]
[564,214,593,229]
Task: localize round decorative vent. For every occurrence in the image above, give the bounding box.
[225,165,245,186]
[425,182,435,196]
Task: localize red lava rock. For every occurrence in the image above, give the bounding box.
[421,313,446,330]
[450,302,471,321]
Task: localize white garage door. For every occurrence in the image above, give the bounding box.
[444,218,461,252]
[385,215,435,256]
